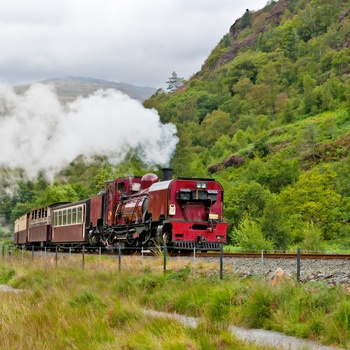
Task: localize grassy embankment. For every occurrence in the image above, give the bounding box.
[0,251,349,349]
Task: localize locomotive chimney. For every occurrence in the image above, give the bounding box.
[162,168,173,181]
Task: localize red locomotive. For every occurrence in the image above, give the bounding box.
[14,169,228,250]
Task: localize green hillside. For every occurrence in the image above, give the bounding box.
[2,0,350,252]
[144,0,350,251]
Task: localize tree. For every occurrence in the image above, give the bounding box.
[166,71,185,92]
[238,9,252,30]
[224,181,271,227]
[34,184,79,207]
[245,155,300,193]
[231,213,274,252]
[278,167,343,240]
[199,110,232,147]
[260,195,292,250]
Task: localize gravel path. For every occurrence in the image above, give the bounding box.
[144,309,344,350]
[0,284,21,293]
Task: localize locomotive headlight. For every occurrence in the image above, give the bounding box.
[196,182,207,189]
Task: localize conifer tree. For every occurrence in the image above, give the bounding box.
[166,71,185,91]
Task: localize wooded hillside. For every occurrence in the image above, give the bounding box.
[144,0,350,251]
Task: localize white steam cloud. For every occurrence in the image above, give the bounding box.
[0,84,178,181]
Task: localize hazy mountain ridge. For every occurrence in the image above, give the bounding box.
[14,76,157,103]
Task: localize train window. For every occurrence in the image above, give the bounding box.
[77,207,82,223]
[207,190,218,203]
[63,210,67,225]
[177,189,191,201]
[191,190,208,200]
[58,211,62,226]
[72,208,77,224]
[116,182,125,193]
[54,212,58,226]
[67,209,72,224]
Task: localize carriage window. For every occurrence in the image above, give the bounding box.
[77,207,83,223]
[54,212,58,226]
[72,208,77,224]
[62,210,67,225]
[58,211,62,226]
[67,209,72,224]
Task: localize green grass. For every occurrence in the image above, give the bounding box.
[0,254,349,349]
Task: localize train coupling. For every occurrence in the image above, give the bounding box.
[197,235,206,244]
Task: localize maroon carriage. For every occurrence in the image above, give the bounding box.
[14,214,28,246]
[51,200,90,246]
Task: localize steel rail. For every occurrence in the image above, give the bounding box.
[193,252,350,259]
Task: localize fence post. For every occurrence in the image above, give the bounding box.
[163,244,167,272]
[297,247,301,282]
[193,247,196,278]
[220,245,223,280]
[82,245,85,270]
[118,244,121,271]
[55,246,58,267]
[261,250,264,275]
[32,245,34,261]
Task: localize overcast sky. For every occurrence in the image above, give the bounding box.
[0,0,268,89]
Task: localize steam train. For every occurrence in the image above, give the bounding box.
[14,169,229,251]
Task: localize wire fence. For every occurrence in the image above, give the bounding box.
[1,244,304,281]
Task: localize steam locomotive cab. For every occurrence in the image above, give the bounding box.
[88,173,161,248]
[104,176,143,225]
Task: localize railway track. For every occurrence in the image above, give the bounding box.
[173,251,350,260]
[16,245,350,260]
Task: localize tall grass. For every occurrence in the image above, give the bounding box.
[0,256,268,350]
[0,254,349,349]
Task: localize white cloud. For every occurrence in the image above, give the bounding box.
[0,0,267,88]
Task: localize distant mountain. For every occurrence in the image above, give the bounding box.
[14,77,157,103]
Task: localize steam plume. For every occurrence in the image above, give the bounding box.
[0,83,178,181]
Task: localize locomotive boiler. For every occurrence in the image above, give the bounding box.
[14,169,228,250]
